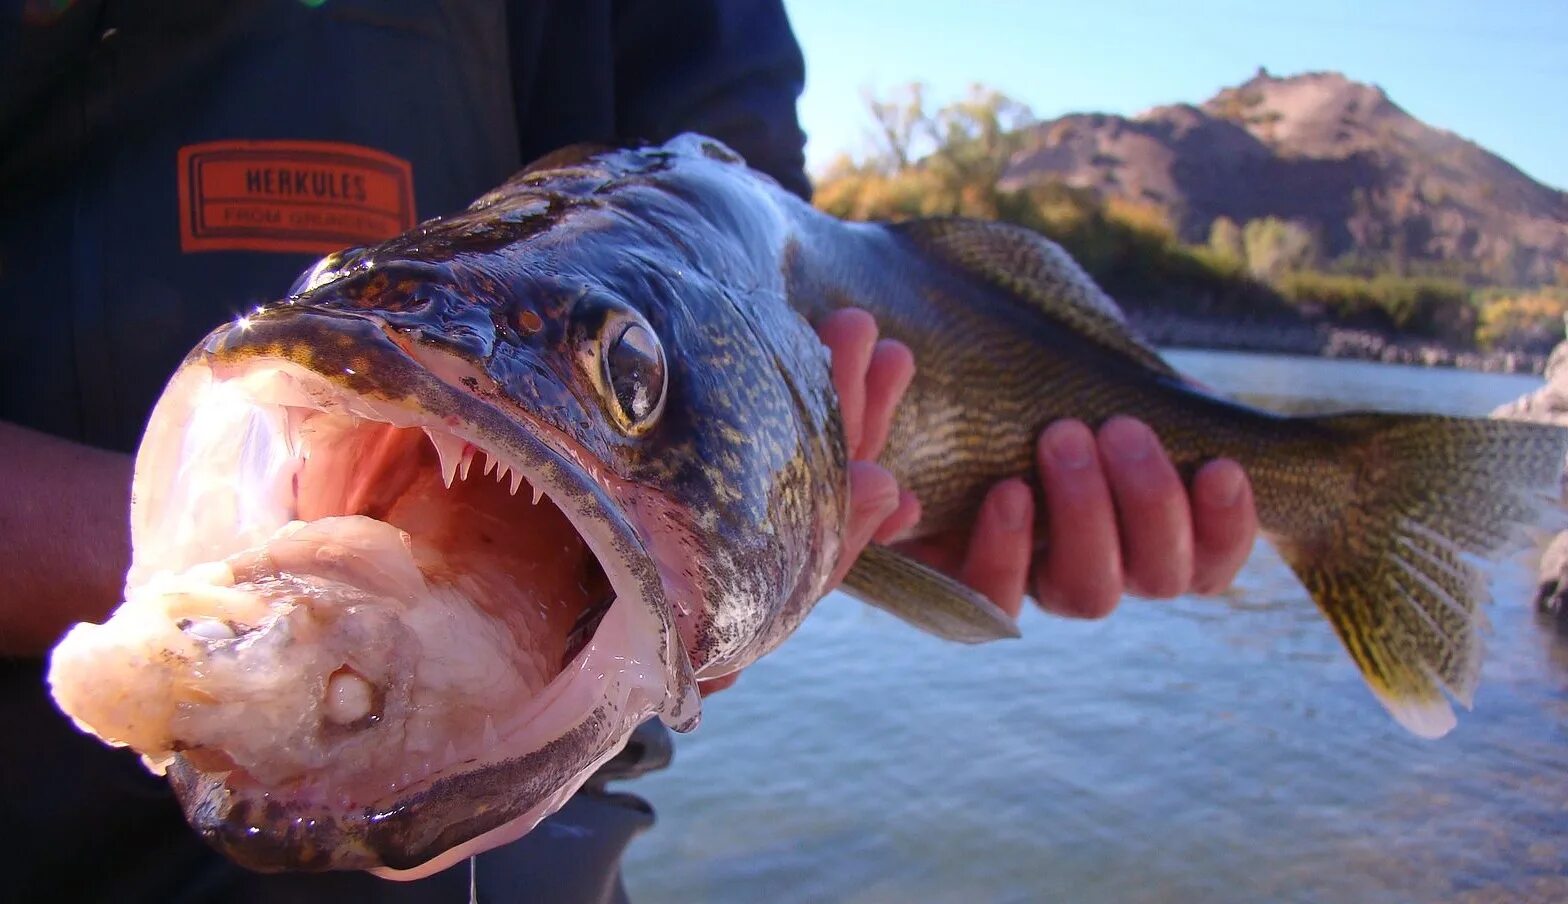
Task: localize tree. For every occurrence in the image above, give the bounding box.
[921,85,1037,219]
[1207,216,1244,263]
[862,84,930,174]
[833,83,1038,220]
[1242,217,1319,280]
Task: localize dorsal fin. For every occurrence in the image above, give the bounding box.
[890,218,1178,378]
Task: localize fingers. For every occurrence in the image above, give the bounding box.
[1189,459,1257,594]
[828,461,901,589]
[955,479,1035,618]
[859,340,914,462]
[816,308,878,458]
[817,308,922,594]
[1032,418,1256,618]
[1033,421,1123,618]
[814,308,1255,623]
[698,672,741,696]
[873,489,922,545]
[1097,417,1194,599]
[891,529,965,577]
[818,308,914,461]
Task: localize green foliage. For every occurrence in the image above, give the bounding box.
[1242,217,1319,280]
[1207,217,1245,264]
[813,83,1563,351]
[815,83,1035,223]
[1474,287,1568,350]
[1275,272,1475,344]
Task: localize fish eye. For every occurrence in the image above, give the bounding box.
[602,318,666,434]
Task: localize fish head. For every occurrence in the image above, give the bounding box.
[48,138,848,876]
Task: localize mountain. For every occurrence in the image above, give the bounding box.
[1000,70,1568,285]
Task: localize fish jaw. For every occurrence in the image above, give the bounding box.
[48,309,701,875]
[163,581,671,877]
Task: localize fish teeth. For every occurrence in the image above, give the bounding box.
[483,715,499,749]
[424,428,466,489]
[445,444,536,501]
[444,740,459,764]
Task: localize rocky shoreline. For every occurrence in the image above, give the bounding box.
[1489,341,1568,614]
[1127,310,1550,375]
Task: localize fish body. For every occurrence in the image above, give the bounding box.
[47,135,1568,876]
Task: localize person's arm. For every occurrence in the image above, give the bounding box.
[0,421,132,657]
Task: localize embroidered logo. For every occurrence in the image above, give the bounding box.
[177,140,415,254]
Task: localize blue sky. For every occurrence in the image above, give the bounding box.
[785,0,1568,190]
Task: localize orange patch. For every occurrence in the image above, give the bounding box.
[177,140,415,254]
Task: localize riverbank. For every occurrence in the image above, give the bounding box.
[1128,309,1549,374]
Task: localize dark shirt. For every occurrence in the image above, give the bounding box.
[2,0,810,451]
[0,2,809,900]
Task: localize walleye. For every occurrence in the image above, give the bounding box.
[48,135,1568,876]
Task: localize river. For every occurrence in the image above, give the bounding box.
[621,350,1567,904]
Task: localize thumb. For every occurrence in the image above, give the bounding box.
[828,461,901,589]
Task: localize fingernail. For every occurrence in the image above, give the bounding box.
[1043,423,1094,470]
[996,483,1030,531]
[858,490,899,527]
[1201,462,1245,508]
[1100,418,1152,463]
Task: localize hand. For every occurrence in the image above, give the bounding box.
[896,417,1259,620]
[812,308,1259,622]
[816,309,922,587]
[810,308,1257,621]
[698,309,1259,695]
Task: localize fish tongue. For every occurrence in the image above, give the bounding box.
[227,516,427,601]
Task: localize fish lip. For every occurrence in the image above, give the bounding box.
[143,306,701,874]
[169,714,618,874]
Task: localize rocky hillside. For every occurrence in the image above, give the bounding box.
[1001,70,1568,284]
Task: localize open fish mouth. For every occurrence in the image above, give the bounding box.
[48,310,700,877]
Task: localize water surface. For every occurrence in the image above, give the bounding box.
[622,351,1568,903]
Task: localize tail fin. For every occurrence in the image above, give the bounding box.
[1270,413,1568,738]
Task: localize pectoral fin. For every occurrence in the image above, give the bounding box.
[841,543,1020,644]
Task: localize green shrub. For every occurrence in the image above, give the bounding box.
[1475,288,1568,350]
[1276,272,1475,344]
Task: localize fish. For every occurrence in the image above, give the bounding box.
[46,134,1568,878]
